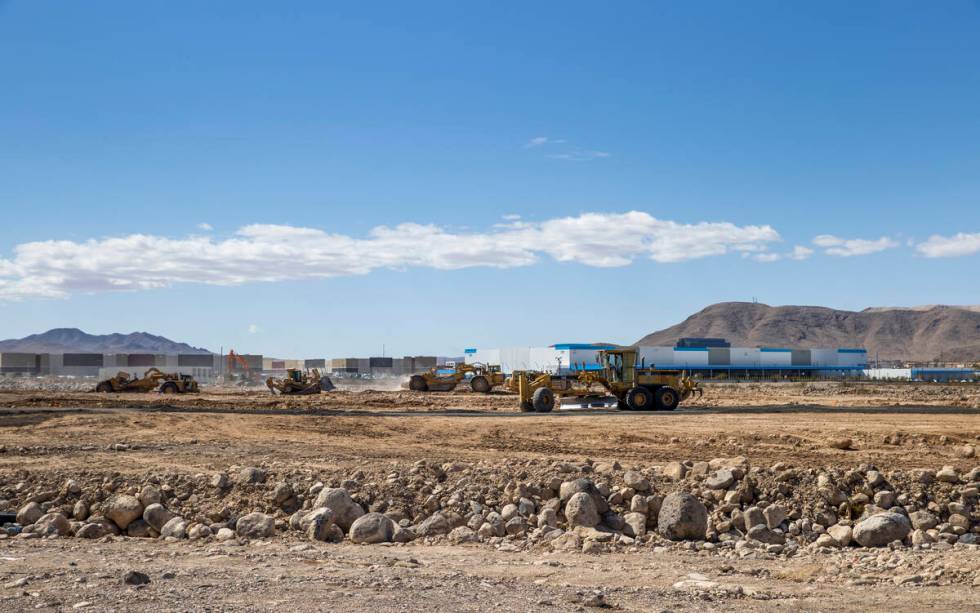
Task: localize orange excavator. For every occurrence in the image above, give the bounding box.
[226,349,252,381]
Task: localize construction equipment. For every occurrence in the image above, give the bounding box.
[514,348,701,413]
[266,368,335,395]
[95,368,200,394]
[407,362,505,393]
[226,349,252,381]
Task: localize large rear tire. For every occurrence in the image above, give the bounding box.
[655,386,680,411]
[408,375,428,392]
[519,400,534,412]
[532,387,555,413]
[626,386,654,411]
[160,382,178,395]
[95,381,113,393]
[470,375,491,394]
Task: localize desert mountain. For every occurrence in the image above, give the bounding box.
[0,328,211,354]
[636,302,980,363]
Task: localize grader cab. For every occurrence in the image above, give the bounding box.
[514,348,701,413]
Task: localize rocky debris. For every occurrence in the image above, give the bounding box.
[349,512,396,544]
[826,524,852,547]
[827,438,853,450]
[105,495,143,530]
[853,512,912,547]
[235,512,275,539]
[623,470,649,492]
[237,467,267,484]
[658,492,707,540]
[663,461,687,481]
[705,469,734,490]
[417,512,451,536]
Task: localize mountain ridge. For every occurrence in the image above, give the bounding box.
[636,302,980,362]
[0,328,211,354]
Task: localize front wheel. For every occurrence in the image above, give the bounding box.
[470,375,491,394]
[532,387,555,413]
[655,386,680,411]
[160,382,178,395]
[519,400,534,412]
[408,375,428,392]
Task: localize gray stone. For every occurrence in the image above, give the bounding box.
[763,505,787,529]
[538,507,558,529]
[448,525,479,544]
[313,488,365,531]
[123,571,150,586]
[72,500,89,521]
[852,512,911,547]
[142,504,175,532]
[237,467,267,484]
[909,510,939,531]
[657,492,707,540]
[936,466,959,483]
[743,506,766,530]
[349,512,396,544]
[16,502,43,526]
[211,473,230,489]
[629,494,648,514]
[34,512,70,537]
[747,524,785,545]
[215,527,236,541]
[705,469,734,490]
[827,524,852,547]
[663,461,687,481]
[105,495,144,530]
[188,524,212,540]
[623,470,649,492]
[126,519,155,538]
[138,486,162,507]
[565,492,599,528]
[76,521,114,539]
[559,478,609,514]
[417,512,450,536]
[236,512,275,539]
[160,516,188,539]
[623,512,646,537]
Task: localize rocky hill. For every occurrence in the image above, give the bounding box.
[0,328,211,354]
[636,303,980,363]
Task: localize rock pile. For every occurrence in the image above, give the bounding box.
[1,458,977,556]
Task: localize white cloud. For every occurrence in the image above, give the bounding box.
[789,245,814,260]
[752,253,781,262]
[547,150,611,161]
[916,232,980,258]
[247,324,259,334]
[524,136,562,148]
[0,211,782,300]
[812,234,898,257]
[197,223,213,231]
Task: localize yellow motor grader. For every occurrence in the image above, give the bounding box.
[266,368,336,395]
[95,368,200,394]
[407,362,505,393]
[514,348,701,413]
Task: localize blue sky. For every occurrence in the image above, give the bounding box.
[1,1,979,357]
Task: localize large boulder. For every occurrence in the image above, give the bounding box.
[236,512,275,539]
[623,512,647,537]
[623,471,650,492]
[126,519,155,538]
[852,512,911,547]
[142,504,175,532]
[565,492,599,528]
[313,488,365,531]
[76,520,118,539]
[33,512,70,537]
[16,502,43,526]
[657,492,707,541]
[105,495,144,530]
[349,513,396,544]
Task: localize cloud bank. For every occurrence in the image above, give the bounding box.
[812,234,899,257]
[916,232,980,258]
[0,212,780,299]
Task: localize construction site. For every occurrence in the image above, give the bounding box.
[0,337,978,611]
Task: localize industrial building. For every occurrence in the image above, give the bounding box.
[465,339,871,378]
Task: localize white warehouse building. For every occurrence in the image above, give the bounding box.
[465,343,867,375]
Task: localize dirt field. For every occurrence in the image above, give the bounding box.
[0,382,978,611]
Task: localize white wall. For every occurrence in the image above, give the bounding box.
[730,348,760,366]
[637,346,675,367]
[673,348,710,366]
[864,368,911,380]
[759,350,792,366]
